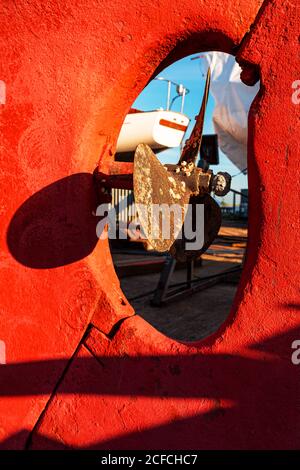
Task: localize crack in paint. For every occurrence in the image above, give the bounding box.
[25,324,93,450]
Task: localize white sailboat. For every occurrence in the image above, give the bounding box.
[116,78,190,156]
[116,109,189,153]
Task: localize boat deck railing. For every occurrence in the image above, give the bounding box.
[154,77,190,113]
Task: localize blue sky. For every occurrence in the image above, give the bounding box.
[133,53,249,205]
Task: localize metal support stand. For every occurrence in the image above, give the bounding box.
[151,255,177,306]
[186,259,194,289]
[151,255,241,307]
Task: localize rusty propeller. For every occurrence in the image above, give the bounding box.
[133,69,227,260]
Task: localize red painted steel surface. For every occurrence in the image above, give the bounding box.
[0,0,299,449]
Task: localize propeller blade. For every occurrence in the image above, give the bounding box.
[133,144,191,252]
[179,67,211,164]
[169,193,222,262]
[133,69,217,258]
